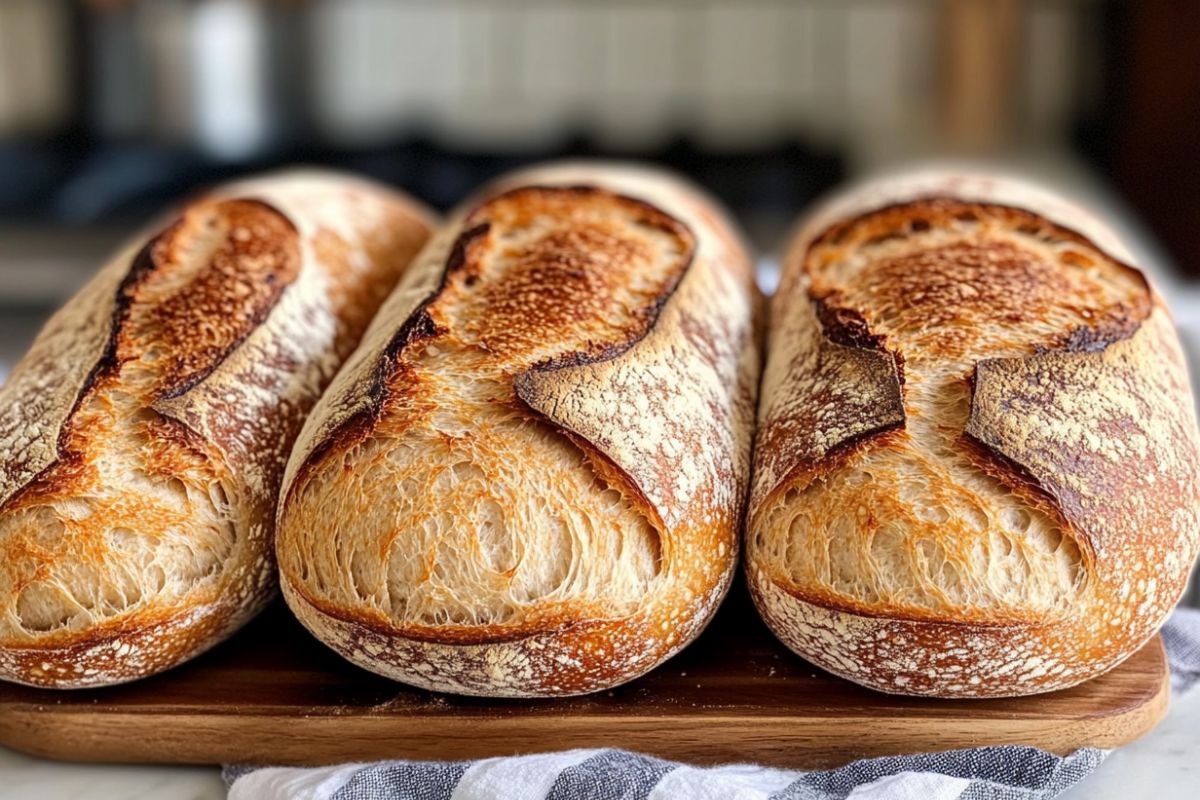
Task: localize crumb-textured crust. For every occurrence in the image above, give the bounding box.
[278,162,761,697]
[749,171,1200,698]
[0,171,434,688]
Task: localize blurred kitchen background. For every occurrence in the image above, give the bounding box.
[2,0,1198,284]
[0,0,1196,599]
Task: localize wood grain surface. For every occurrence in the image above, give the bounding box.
[0,581,1169,769]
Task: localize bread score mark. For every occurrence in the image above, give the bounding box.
[750,294,907,519]
[758,196,1168,617]
[765,197,1155,500]
[964,305,1196,566]
[120,198,302,401]
[290,185,697,532]
[0,198,300,515]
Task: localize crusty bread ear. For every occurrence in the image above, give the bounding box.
[749,171,1200,698]
[277,162,761,697]
[0,171,434,688]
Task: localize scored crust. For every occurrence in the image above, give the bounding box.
[0,171,434,688]
[277,163,761,697]
[749,172,1200,697]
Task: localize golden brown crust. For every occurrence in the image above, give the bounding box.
[125,199,302,400]
[0,171,435,688]
[749,172,1200,697]
[278,162,761,697]
[292,186,695,495]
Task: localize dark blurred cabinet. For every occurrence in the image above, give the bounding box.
[1108,1,1200,275]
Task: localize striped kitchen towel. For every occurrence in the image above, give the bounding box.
[223,607,1200,800]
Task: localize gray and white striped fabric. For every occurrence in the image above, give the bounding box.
[224,607,1200,800]
[1163,606,1200,694]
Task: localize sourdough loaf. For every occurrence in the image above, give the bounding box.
[0,171,434,687]
[276,162,761,697]
[749,171,1200,697]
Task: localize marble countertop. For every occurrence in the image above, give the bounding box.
[0,751,224,800]
[1,687,1196,799]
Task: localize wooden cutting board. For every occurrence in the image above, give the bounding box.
[0,583,1169,769]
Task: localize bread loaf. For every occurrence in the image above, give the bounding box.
[0,171,434,688]
[276,162,761,697]
[749,171,1200,698]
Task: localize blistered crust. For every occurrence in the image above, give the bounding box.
[0,171,434,687]
[750,171,1200,697]
[278,163,760,697]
